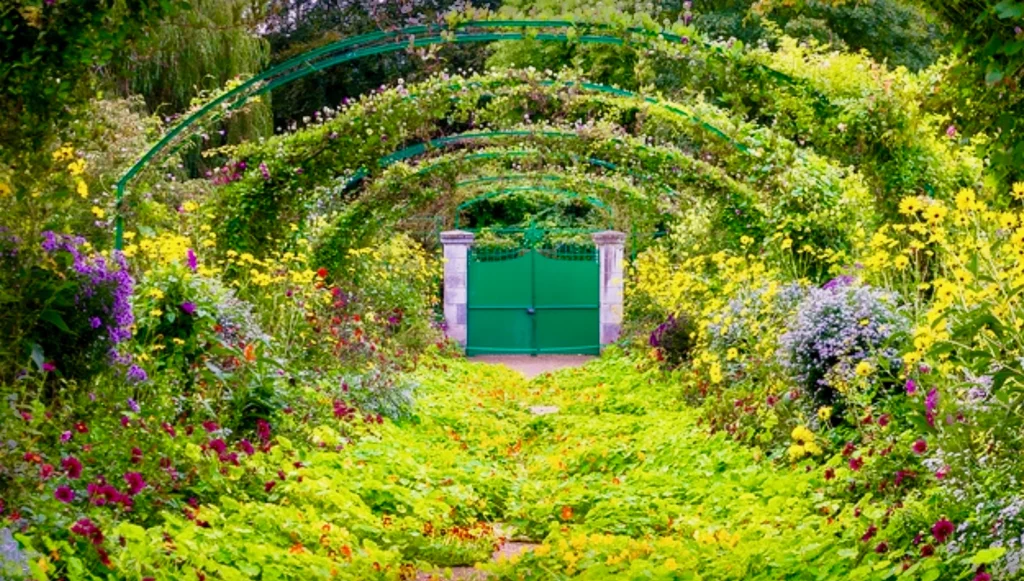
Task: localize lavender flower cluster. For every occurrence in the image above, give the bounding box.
[778,277,906,401]
[36,232,142,381]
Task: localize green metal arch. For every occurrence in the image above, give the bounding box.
[453,186,612,230]
[114,19,795,248]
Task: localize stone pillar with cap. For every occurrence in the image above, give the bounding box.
[592,230,627,347]
[440,230,475,347]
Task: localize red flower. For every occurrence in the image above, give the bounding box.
[238,439,255,455]
[74,422,88,434]
[256,419,271,443]
[849,457,864,471]
[208,439,227,455]
[316,267,328,279]
[931,518,954,543]
[974,571,991,581]
[861,524,877,542]
[912,439,927,454]
[54,486,74,503]
[920,544,935,557]
[40,464,54,480]
[202,421,219,433]
[878,414,890,427]
[162,422,177,437]
[874,541,889,554]
[824,467,836,480]
[842,442,856,457]
[264,481,276,492]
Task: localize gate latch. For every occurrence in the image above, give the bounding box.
[526,307,536,315]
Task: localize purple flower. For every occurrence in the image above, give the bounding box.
[926,388,938,414]
[946,125,957,138]
[124,472,146,496]
[180,302,197,316]
[55,486,74,503]
[60,431,72,443]
[126,366,148,384]
[126,398,141,413]
[905,379,917,395]
[186,248,197,272]
[89,317,102,329]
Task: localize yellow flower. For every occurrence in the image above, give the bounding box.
[898,196,923,216]
[855,360,873,377]
[1013,181,1024,201]
[0,182,11,197]
[147,288,165,300]
[818,406,832,422]
[181,201,198,213]
[52,146,75,162]
[91,206,106,219]
[893,255,910,270]
[148,309,163,317]
[788,426,822,460]
[726,348,739,361]
[76,179,88,198]
[954,188,978,212]
[708,362,723,384]
[67,159,86,176]
[925,202,948,224]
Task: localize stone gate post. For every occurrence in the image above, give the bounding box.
[440,230,475,347]
[592,230,627,347]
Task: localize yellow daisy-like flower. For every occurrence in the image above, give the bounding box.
[855,360,874,377]
[925,203,948,224]
[181,201,199,212]
[898,196,923,216]
[788,426,822,460]
[0,182,11,197]
[818,406,833,422]
[1013,181,1024,201]
[76,179,89,199]
[893,255,910,270]
[91,206,106,219]
[726,348,739,361]
[954,188,977,212]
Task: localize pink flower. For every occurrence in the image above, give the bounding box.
[931,518,954,543]
[936,465,950,480]
[42,362,56,372]
[946,125,957,138]
[905,379,917,395]
[238,440,255,455]
[40,464,54,480]
[202,420,219,433]
[912,439,928,454]
[54,486,74,503]
[849,457,864,471]
[60,430,72,443]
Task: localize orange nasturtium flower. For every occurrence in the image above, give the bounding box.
[560,506,574,521]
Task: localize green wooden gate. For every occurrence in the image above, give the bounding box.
[467,245,599,355]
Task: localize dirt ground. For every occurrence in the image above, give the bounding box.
[469,355,595,380]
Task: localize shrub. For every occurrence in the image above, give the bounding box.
[0,231,134,386]
[649,313,698,366]
[778,277,906,407]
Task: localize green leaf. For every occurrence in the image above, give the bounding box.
[970,546,1007,565]
[38,309,72,333]
[994,0,1024,19]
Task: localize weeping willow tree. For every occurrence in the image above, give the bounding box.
[104,0,272,152]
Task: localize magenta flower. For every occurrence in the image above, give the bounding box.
[874,541,888,553]
[124,472,147,496]
[71,518,104,544]
[905,379,917,395]
[936,465,950,480]
[974,572,991,581]
[42,362,56,372]
[238,439,255,455]
[62,456,83,479]
[180,301,197,316]
[849,456,864,471]
[60,430,72,443]
[208,439,227,454]
[926,389,938,414]
[912,439,927,454]
[256,419,271,443]
[931,518,954,543]
[55,486,74,503]
[186,248,197,272]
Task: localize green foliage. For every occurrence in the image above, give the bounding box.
[0,0,180,153]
